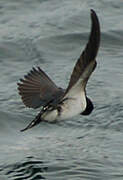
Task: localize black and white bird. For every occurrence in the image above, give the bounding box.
[17,9,100,132]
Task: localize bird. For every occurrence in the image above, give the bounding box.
[17,9,100,132]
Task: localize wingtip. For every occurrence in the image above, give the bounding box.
[90,9,95,14]
[90,9,98,16]
[89,9,100,57]
[90,9,99,21]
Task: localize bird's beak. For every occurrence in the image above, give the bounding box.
[20,113,42,132]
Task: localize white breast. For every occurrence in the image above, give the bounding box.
[42,83,87,122]
[42,109,58,122]
[58,90,87,120]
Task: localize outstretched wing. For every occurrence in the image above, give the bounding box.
[64,9,100,96]
[17,67,64,109]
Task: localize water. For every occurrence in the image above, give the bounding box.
[0,0,123,179]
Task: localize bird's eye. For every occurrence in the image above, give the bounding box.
[43,106,48,111]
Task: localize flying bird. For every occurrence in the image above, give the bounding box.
[17,9,100,132]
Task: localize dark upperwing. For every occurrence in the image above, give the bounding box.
[17,9,100,110]
[17,67,64,109]
[64,9,100,96]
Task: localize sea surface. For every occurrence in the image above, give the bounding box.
[0,0,123,179]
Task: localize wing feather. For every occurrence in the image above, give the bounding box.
[65,9,100,96]
[18,67,64,109]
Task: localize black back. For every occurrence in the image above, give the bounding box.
[81,97,94,115]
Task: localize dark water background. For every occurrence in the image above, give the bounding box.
[0,0,123,179]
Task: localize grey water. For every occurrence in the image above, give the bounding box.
[0,0,123,179]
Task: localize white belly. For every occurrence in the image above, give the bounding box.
[58,91,87,120]
[42,91,86,122]
[42,109,58,122]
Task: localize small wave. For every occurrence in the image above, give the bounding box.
[1,158,47,180]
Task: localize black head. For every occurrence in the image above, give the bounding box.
[81,97,94,115]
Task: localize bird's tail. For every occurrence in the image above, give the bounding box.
[20,112,43,132]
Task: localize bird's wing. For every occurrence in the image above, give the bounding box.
[17,67,64,109]
[64,9,100,98]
